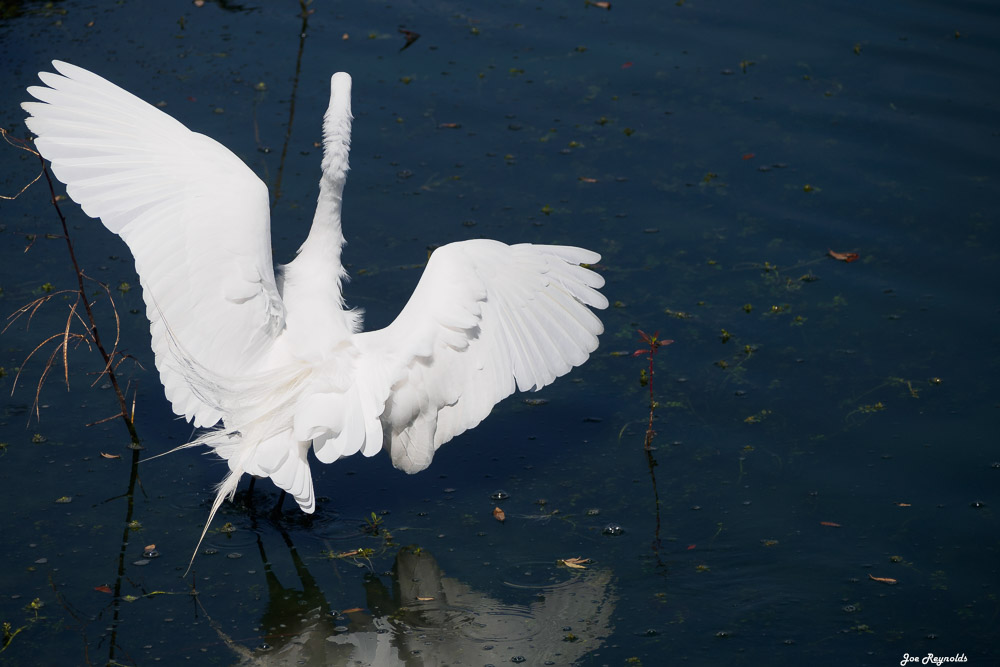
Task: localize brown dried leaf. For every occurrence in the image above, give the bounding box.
[416,596,435,601]
[341,607,363,613]
[827,249,860,263]
[144,543,156,552]
[492,506,506,523]
[100,452,121,459]
[558,556,592,569]
[868,574,897,585]
[578,176,598,183]
[398,28,420,51]
[819,521,841,527]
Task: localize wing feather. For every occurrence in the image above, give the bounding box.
[23,61,284,427]
[354,240,607,473]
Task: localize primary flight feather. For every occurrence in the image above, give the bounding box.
[22,61,607,553]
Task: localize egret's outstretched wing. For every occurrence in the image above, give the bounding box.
[22,61,284,427]
[353,240,607,473]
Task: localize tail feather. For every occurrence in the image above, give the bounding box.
[184,464,243,577]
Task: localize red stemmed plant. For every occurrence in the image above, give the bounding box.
[634,329,673,450]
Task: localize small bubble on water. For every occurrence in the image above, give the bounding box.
[490,490,510,501]
[203,548,218,556]
[256,643,272,652]
[143,549,160,559]
[602,523,624,536]
[511,657,527,664]
[970,501,986,508]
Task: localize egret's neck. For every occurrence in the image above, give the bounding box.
[278,73,359,358]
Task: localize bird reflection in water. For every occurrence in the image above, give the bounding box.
[223,535,615,666]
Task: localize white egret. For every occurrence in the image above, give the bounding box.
[22,61,607,554]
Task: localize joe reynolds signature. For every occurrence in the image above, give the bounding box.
[901,654,968,666]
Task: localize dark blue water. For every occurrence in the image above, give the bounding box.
[2,1,998,665]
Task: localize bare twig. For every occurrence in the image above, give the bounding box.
[33,154,142,446]
[633,329,672,564]
[0,127,44,200]
[270,0,313,208]
[633,329,673,450]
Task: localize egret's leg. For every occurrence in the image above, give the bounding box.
[271,490,286,518]
[245,476,257,508]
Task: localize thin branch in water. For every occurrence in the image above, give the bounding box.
[0,127,44,201]
[34,154,141,446]
[633,329,673,564]
[633,329,673,451]
[270,0,313,209]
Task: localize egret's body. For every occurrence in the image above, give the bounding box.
[23,62,607,547]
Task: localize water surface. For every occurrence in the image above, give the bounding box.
[1,0,997,665]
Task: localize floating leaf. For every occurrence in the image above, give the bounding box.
[828,249,860,263]
[417,596,435,601]
[398,28,420,51]
[587,0,612,8]
[438,122,461,129]
[144,543,156,552]
[341,607,363,613]
[578,176,598,183]
[820,521,841,527]
[558,556,592,569]
[742,153,755,160]
[94,585,112,594]
[868,574,897,585]
[100,452,120,459]
[492,506,506,522]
